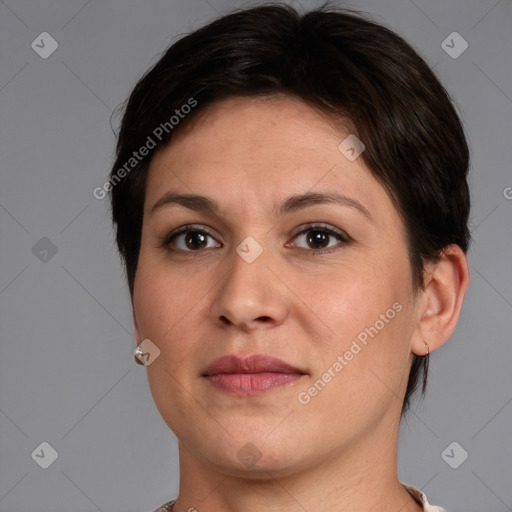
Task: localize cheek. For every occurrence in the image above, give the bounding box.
[314,261,413,384]
[317,265,391,332]
[133,258,205,428]
[134,254,196,330]
[303,303,413,435]
[132,259,201,369]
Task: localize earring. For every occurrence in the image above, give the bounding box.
[422,342,430,393]
[134,346,145,365]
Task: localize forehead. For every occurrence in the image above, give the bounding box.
[162,95,354,164]
[144,95,395,225]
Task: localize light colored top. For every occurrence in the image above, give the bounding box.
[402,483,447,511]
[153,483,446,511]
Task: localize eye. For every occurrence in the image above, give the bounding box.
[163,224,222,252]
[288,223,351,253]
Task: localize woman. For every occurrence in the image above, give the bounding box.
[109,4,470,511]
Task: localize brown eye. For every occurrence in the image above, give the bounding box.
[306,229,331,249]
[164,225,221,252]
[183,231,208,250]
[289,223,350,253]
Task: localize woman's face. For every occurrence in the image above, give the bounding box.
[133,95,421,476]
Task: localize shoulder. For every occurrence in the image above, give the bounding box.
[153,499,176,512]
[402,483,447,512]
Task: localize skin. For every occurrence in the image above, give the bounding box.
[132,95,469,512]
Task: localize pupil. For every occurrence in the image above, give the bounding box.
[186,231,207,249]
[308,230,328,248]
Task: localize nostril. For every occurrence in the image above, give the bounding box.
[218,315,271,326]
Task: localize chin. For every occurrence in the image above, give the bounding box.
[208,448,302,479]
[196,430,310,475]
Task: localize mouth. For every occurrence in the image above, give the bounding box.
[202,354,308,396]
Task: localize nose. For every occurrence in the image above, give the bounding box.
[210,243,290,332]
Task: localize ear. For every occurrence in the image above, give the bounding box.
[411,244,470,356]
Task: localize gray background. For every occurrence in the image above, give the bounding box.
[0,0,511,511]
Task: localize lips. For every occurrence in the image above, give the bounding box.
[202,354,307,396]
[202,354,305,376]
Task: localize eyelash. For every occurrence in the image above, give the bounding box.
[162,223,352,255]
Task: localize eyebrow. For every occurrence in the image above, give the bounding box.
[150,191,373,222]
